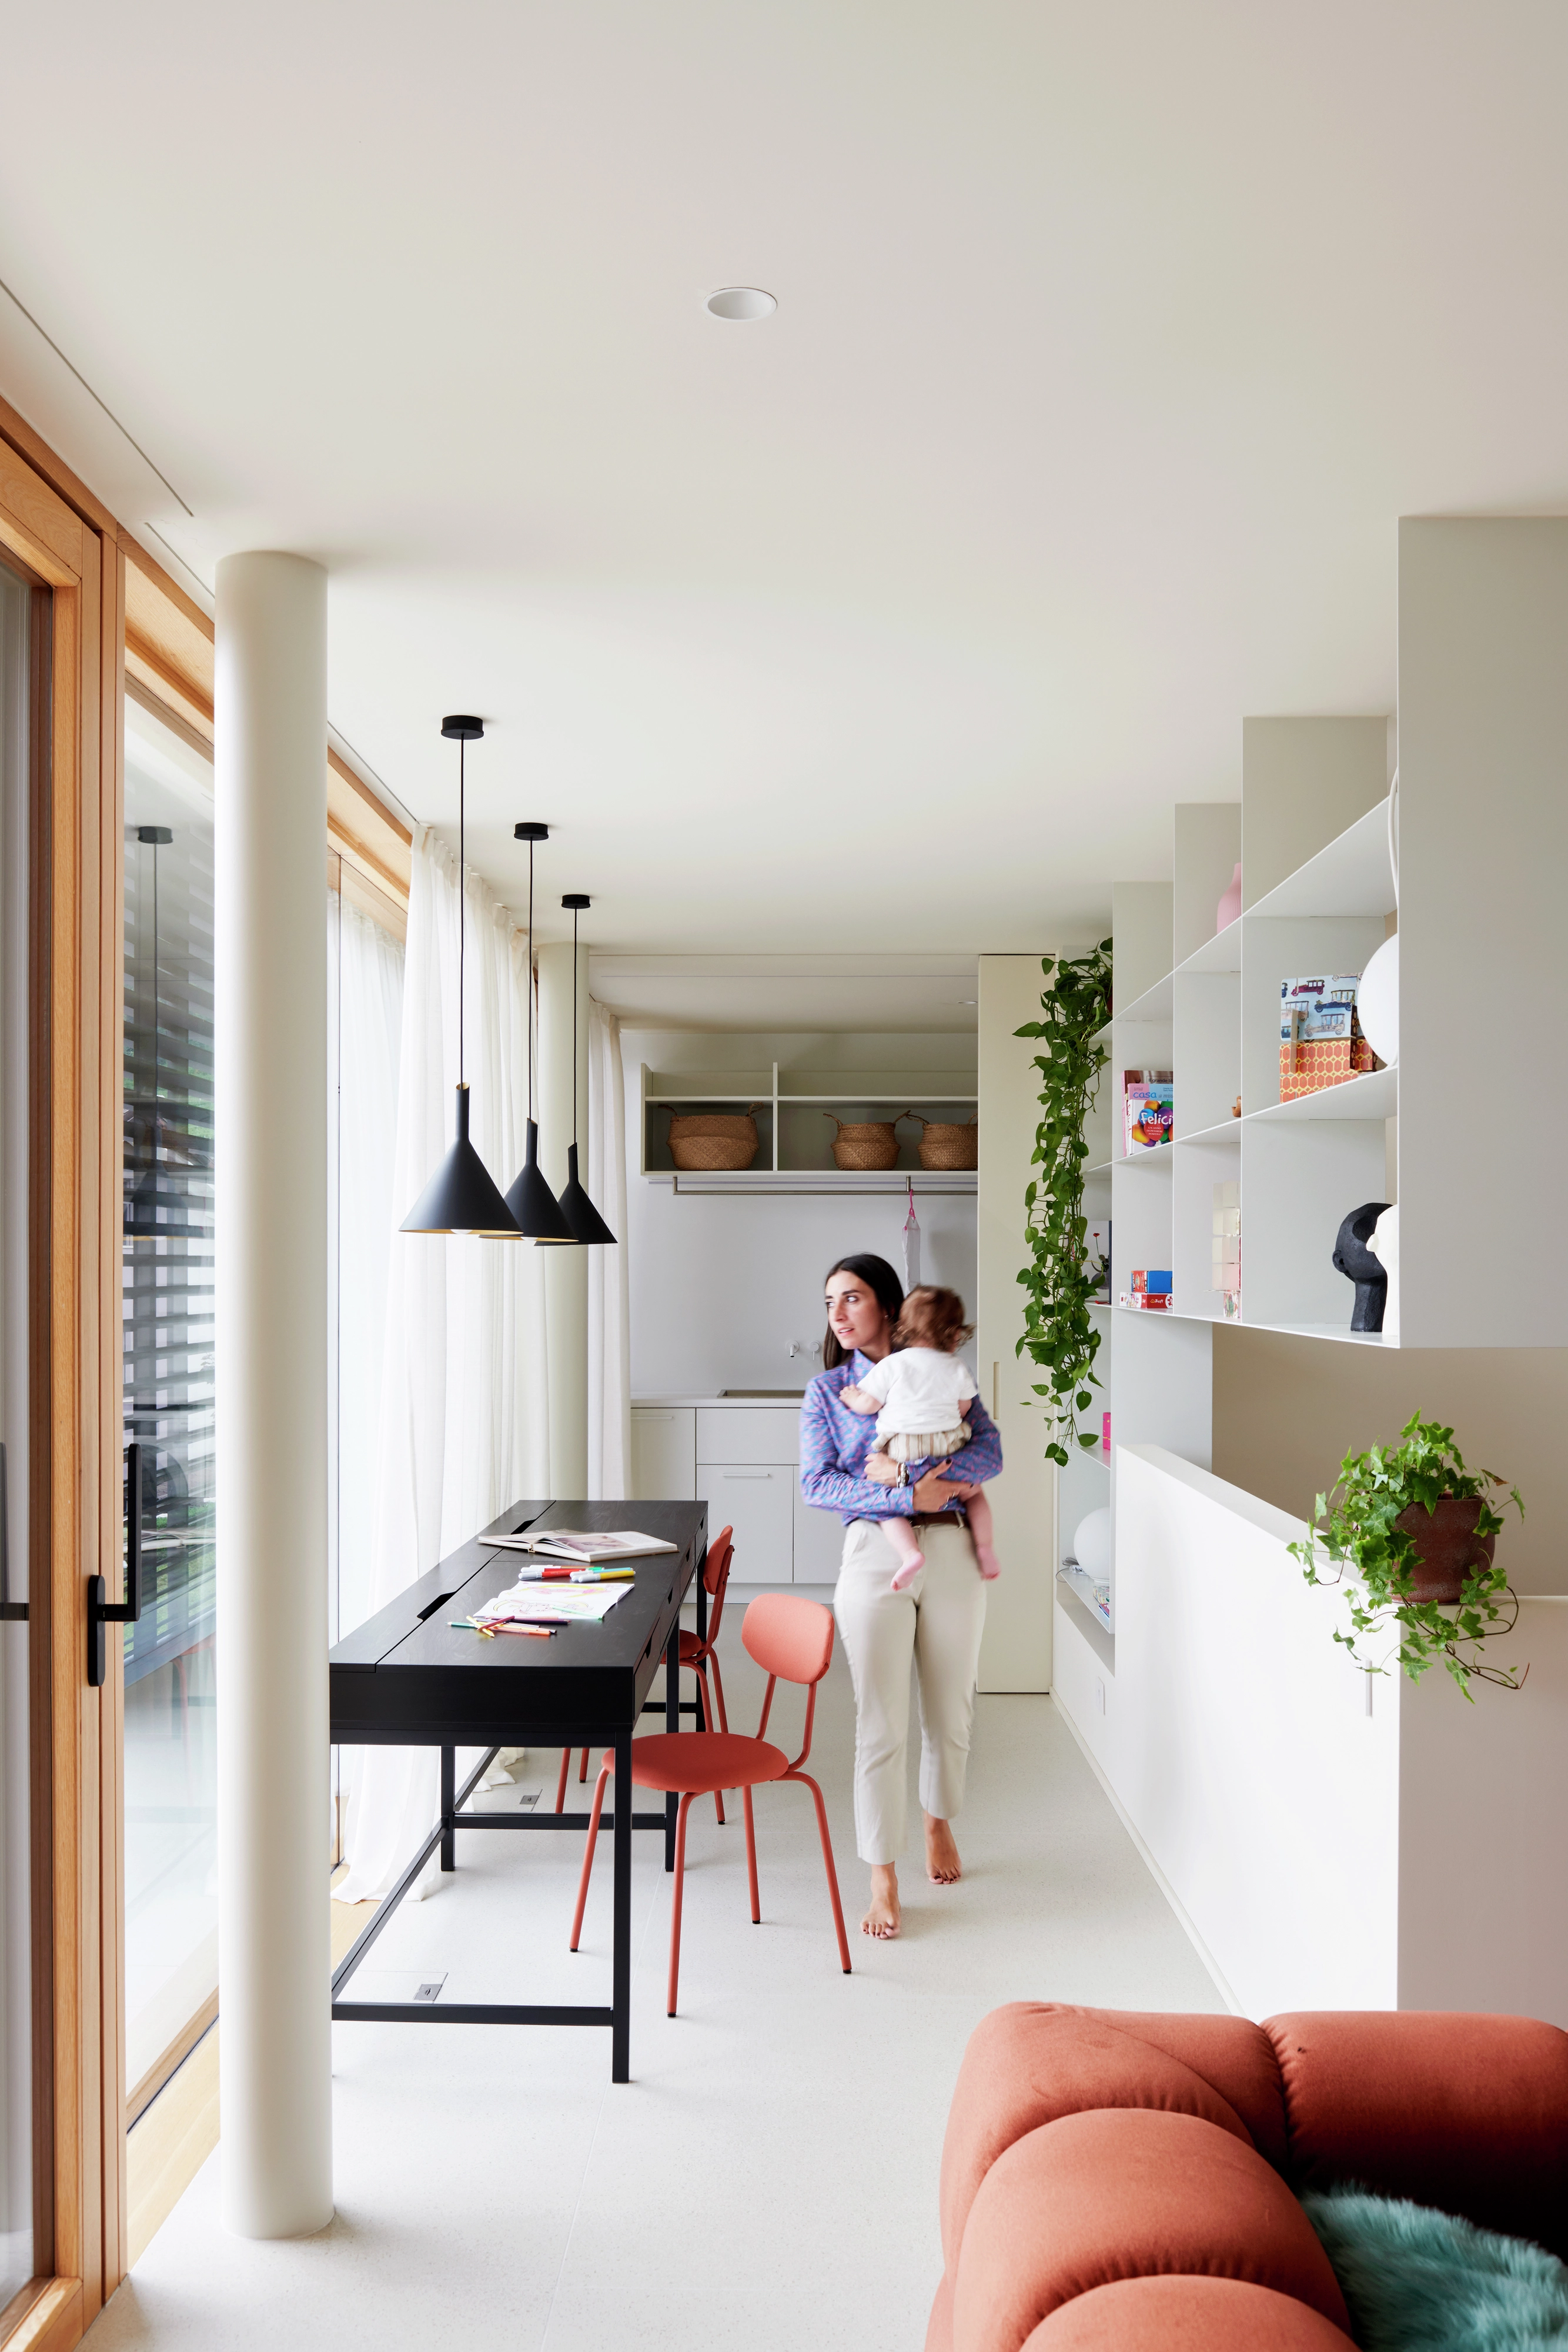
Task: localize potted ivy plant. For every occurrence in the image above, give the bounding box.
[1288,1413,1526,1698]
[1015,940,1112,1467]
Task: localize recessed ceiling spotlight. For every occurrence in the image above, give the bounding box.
[706,287,776,322]
[959,998,977,1006]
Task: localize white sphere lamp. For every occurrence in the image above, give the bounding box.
[1073,1508,1111,1580]
[1358,936,1399,1066]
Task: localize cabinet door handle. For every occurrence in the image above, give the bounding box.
[720,1470,773,1481]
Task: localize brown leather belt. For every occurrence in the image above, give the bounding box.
[911,1508,968,1529]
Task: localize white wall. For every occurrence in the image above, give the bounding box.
[623,1057,977,1398]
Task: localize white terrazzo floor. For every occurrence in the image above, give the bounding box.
[86,1596,1222,2351]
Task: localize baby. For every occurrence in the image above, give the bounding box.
[841,1285,1001,1590]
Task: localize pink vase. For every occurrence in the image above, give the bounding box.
[1215,861,1242,932]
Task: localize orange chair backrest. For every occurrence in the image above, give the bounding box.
[704,1525,734,1598]
[741,1592,834,1686]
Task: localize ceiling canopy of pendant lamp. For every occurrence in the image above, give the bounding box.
[553,893,616,1246]
[504,822,573,1242]
[401,718,523,1237]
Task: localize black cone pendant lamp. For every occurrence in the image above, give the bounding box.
[400,719,524,1237]
[554,894,616,1246]
[503,822,572,1241]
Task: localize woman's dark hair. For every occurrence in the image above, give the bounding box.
[822,1253,905,1370]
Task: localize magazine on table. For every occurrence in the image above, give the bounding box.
[487,1528,678,1565]
[472,1581,632,1626]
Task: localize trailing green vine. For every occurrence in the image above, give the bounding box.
[1014,941,1113,1468]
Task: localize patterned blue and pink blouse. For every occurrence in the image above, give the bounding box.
[798,1351,1004,1526]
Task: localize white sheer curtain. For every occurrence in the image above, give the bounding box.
[334,898,404,1643]
[586,999,630,1500]
[336,828,550,1903]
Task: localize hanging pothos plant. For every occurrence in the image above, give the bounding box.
[1015,940,1113,1468]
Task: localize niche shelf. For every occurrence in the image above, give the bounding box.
[640,1053,978,1191]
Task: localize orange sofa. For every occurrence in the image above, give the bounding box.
[928,2003,1568,2351]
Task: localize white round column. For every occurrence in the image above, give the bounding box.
[537,939,589,1495]
[214,552,333,2238]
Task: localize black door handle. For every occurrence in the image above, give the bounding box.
[0,1442,23,1623]
[89,1442,145,1687]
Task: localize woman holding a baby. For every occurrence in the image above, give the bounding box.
[798,1253,1002,1940]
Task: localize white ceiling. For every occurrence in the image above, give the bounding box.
[590,955,980,1032]
[4,4,1568,955]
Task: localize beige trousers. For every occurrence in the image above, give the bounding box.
[833,1517,988,1866]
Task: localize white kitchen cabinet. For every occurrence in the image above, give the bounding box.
[696,1462,794,1583]
[694,1407,799,1465]
[630,1408,696,1501]
[792,1486,848,1586]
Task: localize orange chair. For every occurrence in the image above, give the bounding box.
[569,1592,852,2014]
[555,1525,734,1818]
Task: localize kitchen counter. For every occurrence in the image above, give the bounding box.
[632,1391,809,1408]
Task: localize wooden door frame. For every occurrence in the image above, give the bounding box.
[0,429,125,2350]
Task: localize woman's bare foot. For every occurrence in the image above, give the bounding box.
[862,1863,901,1937]
[925,1813,962,1884]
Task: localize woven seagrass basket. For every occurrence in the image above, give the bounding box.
[823,1113,901,1171]
[663,1106,760,1172]
[912,1114,978,1171]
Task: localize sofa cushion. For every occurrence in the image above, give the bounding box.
[950,2108,1352,2352]
[1265,2011,1568,2260]
[940,2003,1288,2271]
[1019,2275,1356,2349]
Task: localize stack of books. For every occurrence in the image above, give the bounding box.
[1123,1071,1174,1152]
[1279,975,1379,1100]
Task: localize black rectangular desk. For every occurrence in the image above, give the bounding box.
[329,1497,708,2082]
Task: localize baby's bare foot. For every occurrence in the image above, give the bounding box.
[975,1544,1001,1581]
[862,1865,901,1937]
[890,1550,924,1592]
[925,1816,962,1884]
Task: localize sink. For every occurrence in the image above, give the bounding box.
[718,1388,807,1398]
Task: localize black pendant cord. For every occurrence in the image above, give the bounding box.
[571,899,579,1144]
[458,735,466,1090]
[527,838,536,1122]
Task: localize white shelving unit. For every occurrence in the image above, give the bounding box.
[640,1053,979,1191]
[1064,719,1397,1637]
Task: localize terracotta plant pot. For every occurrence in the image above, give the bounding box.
[1392,1494,1497,1603]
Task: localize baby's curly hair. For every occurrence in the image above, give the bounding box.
[894,1285,975,1354]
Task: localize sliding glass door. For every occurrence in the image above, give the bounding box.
[121,699,217,2113]
[0,555,33,2308]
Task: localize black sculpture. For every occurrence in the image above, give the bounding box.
[1333,1201,1392,1332]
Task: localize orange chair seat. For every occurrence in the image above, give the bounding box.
[677,1627,708,1661]
[617,1732,788,1796]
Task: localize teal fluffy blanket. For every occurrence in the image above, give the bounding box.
[1302,2186,1568,2350]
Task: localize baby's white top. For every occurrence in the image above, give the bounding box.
[856,1346,977,1437]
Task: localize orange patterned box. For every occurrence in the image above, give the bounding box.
[1279,1035,1378,1101]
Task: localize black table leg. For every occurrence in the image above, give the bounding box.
[664,1614,680,1869]
[611,1730,631,2082]
[440,1746,456,1871]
